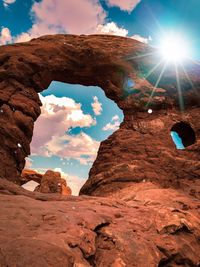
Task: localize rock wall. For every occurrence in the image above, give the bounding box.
[0,34,199,197]
[80,107,200,197]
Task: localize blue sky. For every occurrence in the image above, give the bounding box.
[1,0,200,57]
[0,0,198,194]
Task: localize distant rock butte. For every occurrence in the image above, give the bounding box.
[22,169,72,195]
[0,34,199,266]
[20,169,43,185]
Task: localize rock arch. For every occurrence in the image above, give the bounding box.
[0,34,199,196]
[171,121,196,147]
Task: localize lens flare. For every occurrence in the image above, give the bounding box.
[159,33,191,63]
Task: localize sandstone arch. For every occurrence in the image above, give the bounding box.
[0,34,200,266]
[0,34,199,197]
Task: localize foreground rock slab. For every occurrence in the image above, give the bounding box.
[0,178,200,267]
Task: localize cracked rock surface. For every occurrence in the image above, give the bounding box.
[0,178,200,266]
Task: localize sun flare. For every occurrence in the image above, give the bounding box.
[159,33,191,63]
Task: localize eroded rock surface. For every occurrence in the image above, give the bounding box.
[35,169,72,195]
[0,34,199,196]
[22,169,72,195]
[20,169,43,185]
[0,178,200,266]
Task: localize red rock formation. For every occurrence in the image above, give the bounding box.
[0,178,200,266]
[33,170,71,195]
[81,107,200,198]
[20,169,43,185]
[0,34,199,196]
[0,34,199,266]
[21,169,72,195]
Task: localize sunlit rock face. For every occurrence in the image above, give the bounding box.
[0,177,200,266]
[0,34,199,196]
[0,34,200,267]
[34,169,72,195]
[20,169,43,185]
[21,169,72,195]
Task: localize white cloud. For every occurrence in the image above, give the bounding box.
[112,115,119,121]
[131,34,151,44]
[102,114,121,131]
[14,32,32,43]
[102,120,120,131]
[31,94,99,164]
[96,22,128,37]
[3,0,16,7]
[15,0,106,42]
[12,0,142,43]
[106,0,141,12]
[46,132,99,164]
[91,96,102,116]
[0,27,12,45]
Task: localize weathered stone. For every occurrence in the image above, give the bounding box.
[0,178,200,266]
[33,169,72,195]
[0,34,199,266]
[20,169,43,185]
[0,34,199,197]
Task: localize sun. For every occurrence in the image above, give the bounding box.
[159,32,191,63]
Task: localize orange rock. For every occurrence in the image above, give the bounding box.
[61,184,72,196]
[33,170,72,195]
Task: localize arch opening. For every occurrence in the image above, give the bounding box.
[23,81,123,195]
[170,121,196,149]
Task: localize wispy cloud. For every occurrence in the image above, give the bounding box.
[3,0,16,7]
[131,34,151,44]
[91,96,102,116]
[106,0,141,12]
[102,115,121,131]
[0,27,12,45]
[96,22,128,36]
[112,115,120,121]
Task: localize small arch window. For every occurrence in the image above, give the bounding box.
[170,121,196,149]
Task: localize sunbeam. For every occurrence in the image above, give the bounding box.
[175,64,184,112]
[146,62,167,107]
[180,62,200,97]
[127,51,157,61]
[144,59,164,80]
